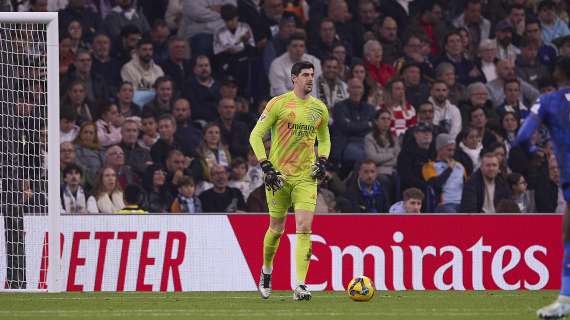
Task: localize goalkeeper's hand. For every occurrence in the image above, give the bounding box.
[311,157,328,180]
[260,160,285,192]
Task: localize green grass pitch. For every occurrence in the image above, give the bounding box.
[0,291,559,319]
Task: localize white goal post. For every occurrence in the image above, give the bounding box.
[0,12,60,292]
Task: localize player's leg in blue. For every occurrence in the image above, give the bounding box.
[293,208,313,301]
[538,186,570,319]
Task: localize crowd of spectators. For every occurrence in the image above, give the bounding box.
[10,0,570,214]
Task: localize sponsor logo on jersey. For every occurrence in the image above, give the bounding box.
[258,113,267,122]
[287,122,316,137]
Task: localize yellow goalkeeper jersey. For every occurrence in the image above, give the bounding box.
[249,91,331,179]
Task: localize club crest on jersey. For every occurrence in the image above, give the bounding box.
[308,111,320,123]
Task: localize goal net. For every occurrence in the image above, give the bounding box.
[0,13,60,292]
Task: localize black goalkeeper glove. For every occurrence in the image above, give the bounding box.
[260,160,285,192]
[311,157,328,180]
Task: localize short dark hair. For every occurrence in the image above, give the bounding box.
[141,109,157,120]
[220,4,239,20]
[519,36,536,48]
[507,172,524,187]
[468,105,485,121]
[319,18,335,28]
[152,19,169,30]
[403,188,424,201]
[291,61,315,76]
[399,62,421,75]
[192,54,210,68]
[60,106,77,121]
[536,76,557,90]
[321,56,339,65]
[444,30,462,45]
[496,199,521,213]
[431,79,448,89]
[538,0,556,12]
[503,78,520,89]
[525,17,540,27]
[177,176,195,188]
[153,75,173,89]
[488,141,506,154]
[63,163,82,177]
[554,57,570,83]
[231,157,247,169]
[509,4,525,13]
[120,24,141,38]
[124,184,144,205]
[464,0,481,9]
[359,159,376,169]
[417,101,434,111]
[479,148,497,160]
[136,37,153,48]
[158,113,176,126]
[286,32,306,46]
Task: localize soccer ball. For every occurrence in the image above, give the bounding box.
[347,275,375,302]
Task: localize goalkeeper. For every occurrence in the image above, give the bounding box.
[249,61,330,301]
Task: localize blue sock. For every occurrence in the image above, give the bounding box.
[562,242,570,296]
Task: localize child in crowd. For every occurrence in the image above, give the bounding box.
[389,188,424,214]
[170,176,202,213]
[138,111,160,151]
[60,107,80,143]
[228,157,253,200]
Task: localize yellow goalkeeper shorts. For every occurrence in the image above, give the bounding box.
[265,178,317,218]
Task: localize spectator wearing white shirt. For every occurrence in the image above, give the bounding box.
[213,4,255,96]
[495,20,520,64]
[428,80,462,140]
[121,38,165,91]
[182,0,236,56]
[477,39,497,82]
[268,32,322,97]
[60,107,79,143]
[213,4,255,56]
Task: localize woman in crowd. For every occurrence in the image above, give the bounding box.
[350,61,382,106]
[87,166,125,213]
[141,164,173,213]
[61,80,93,125]
[116,81,141,119]
[381,77,416,137]
[455,126,482,176]
[73,122,104,186]
[364,109,400,203]
[66,19,90,53]
[197,123,231,180]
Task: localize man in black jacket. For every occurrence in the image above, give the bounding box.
[331,78,375,165]
[342,160,388,213]
[460,151,512,213]
[397,122,436,193]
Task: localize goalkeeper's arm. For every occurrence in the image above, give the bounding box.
[249,99,278,162]
[312,105,331,180]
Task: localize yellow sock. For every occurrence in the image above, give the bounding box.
[263,227,282,272]
[295,232,312,285]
